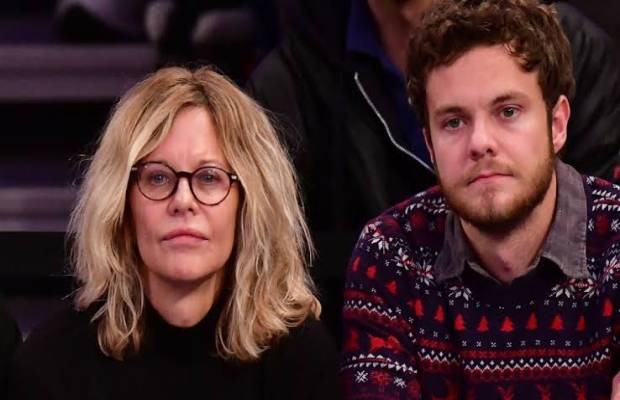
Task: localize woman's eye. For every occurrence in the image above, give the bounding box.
[197,170,222,185]
[200,174,215,183]
[148,173,170,186]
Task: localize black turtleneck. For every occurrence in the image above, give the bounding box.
[8,300,342,400]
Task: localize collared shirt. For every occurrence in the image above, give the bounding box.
[346,0,431,167]
[435,160,591,284]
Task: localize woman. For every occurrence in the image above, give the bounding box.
[9,67,341,399]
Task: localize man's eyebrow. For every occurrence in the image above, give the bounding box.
[431,91,528,117]
[433,105,465,117]
[491,91,527,106]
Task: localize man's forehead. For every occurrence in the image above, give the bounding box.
[425,45,541,112]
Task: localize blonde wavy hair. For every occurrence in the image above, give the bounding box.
[69,66,321,361]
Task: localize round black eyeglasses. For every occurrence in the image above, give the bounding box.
[131,162,239,206]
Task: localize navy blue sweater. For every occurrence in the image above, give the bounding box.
[342,170,620,399]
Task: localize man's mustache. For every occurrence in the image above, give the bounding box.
[464,161,514,184]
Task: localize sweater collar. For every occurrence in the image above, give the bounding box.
[138,293,227,359]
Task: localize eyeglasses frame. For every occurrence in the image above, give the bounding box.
[130,161,239,206]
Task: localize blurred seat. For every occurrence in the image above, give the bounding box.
[0,0,155,336]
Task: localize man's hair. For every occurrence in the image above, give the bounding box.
[406,0,575,127]
[69,66,320,361]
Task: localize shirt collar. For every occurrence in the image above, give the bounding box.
[435,160,591,283]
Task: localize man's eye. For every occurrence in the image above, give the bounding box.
[501,106,519,119]
[444,118,463,130]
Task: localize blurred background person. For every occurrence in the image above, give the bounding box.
[55,0,279,82]
[8,66,340,399]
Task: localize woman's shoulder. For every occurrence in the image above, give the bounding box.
[262,317,342,400]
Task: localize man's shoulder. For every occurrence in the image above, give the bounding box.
[583,175,620,268]
[354,186,450,265]
[584,175,620,216]
[366,186,449,232]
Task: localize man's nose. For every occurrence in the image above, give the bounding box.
[468,118,498,160]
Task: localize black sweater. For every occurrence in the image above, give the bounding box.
[8,301,342,399]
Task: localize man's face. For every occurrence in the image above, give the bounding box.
[424,45,568,232]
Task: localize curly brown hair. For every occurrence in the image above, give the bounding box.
[406,0,575,127]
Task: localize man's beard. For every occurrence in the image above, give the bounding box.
[439,138,555,235]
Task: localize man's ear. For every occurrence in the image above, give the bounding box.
[423,127,435,165]
[551,95,570,154]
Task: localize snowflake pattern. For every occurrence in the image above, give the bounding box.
[359,221,382,242]
[602,255,620,283]
[412,261,435,286]
[370,230,390,253]
[550,281,576,299]
[393,377,406,389]
[550,278,598,299]
[392,247,412,271]
[354,370,368,383]
[447,284,473,301]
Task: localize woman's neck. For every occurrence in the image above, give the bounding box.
[144,270,225,327]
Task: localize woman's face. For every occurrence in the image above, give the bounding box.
[130,106,239,297]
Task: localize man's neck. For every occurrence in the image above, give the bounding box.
[460,173,558,284]
[367,0,410,74]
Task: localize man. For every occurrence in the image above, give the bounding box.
[341,0,620,398]
[248,0,620,341]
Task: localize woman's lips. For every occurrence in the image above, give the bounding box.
[162,228,207,244]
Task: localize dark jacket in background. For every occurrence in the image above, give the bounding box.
[247,0,436,340]
[555,2,620,179]
[0,301,21,394]
[246,0,620,341]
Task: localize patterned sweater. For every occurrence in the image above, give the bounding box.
[342,166,620,399]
